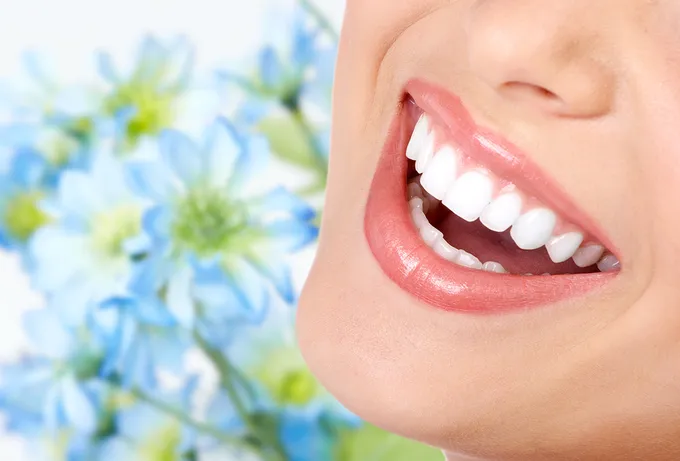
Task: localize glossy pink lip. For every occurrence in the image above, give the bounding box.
[364,79,617,313]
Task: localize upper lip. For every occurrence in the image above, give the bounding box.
[363,79,618,313]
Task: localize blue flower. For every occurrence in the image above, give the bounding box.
[0,308,105,437]
[279,404,338,461]
[90,296,189,390]
[98,36,196,150]
[0,146,51,249]
[28,149,149,326]
[126,118,317,333]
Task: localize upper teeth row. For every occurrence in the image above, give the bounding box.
[406,114,616,269]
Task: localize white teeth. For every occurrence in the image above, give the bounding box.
[420,146,458,200]
[572,244,604,268]
[510,208,557,250]
[406,117,615,274]
[483,261,506,273]
[406,115,430,161]
[455,250,483,270]
[419,224,443,246]
[480,192,523,233]
[433,236,459,262]
[597,254,621,273]
[442,170,493,222]
[415,133,435,174]
[546,232,584,263]
[410,202,429,229]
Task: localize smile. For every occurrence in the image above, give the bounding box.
[364,80,620,313]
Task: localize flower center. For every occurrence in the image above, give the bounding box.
[172,187,249,257]
[4,190,50,241]
[91,204,142,259]
[105,82,175,150]
[139,422,182,461]
[279,369,318,405]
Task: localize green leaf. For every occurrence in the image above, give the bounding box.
[335,424,443,461]
[259,115,319,169]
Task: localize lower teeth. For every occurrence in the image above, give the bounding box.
[407,178,619,276]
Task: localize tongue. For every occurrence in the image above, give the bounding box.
[433,209,594,275]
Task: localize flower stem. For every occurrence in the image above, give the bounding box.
[299,0,340,41]
[193,331,288,461]
[130,387,252,450]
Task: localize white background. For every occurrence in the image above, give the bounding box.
[0,0,344,457]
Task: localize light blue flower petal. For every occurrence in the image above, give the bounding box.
[292,18,317,69]
[29,227,88,292]
[96,51,119,84]
[97,438,136,461]
[57,170,107,221]
[51,278,95,327]
[224,260,269,323]
[228,134,270,197]
[259,46,285,88]
[89,152,134,206]
[134,36,167,81]
[22,309,73,359]
[126,162,179,203]
[42,384,63,431]
[159,129,204,185]
[192,259,267,324]
[140,205,173,244]
[206,391,244,432]
[266,219,319,252]
[116,401,165,440]
[60,374,97,434]
[123,335,156,389]
[203,118,241,188]
[9,148,46,188]
[166,268,196,327]
[161,37,194,90]
[249,256,295,304]
[279,406,333,461]
[253,187,315,222]
[22,51,52,89]
[136,297,176,327]
[147,332,187,375]
[100,311,137,379]
[0,124,37,149]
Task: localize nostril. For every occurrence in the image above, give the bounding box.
[502,81,562,102]
[500,81,567,112]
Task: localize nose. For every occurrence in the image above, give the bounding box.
[466,0,616,118]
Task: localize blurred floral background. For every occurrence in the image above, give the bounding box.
[0,1,441,459]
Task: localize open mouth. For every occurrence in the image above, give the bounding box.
[364,79,620,313]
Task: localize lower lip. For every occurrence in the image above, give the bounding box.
[363,96,615,314]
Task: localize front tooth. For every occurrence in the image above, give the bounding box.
[546,232,584,263]
[420,224,443,245]
[406,115,430,161]
[415,132,435,174]
[482,261,506,273]
[480,192,522,232]
[442,170,493,222]
[420,146,458,200]
[510,208,557,250]
[433,236,459,262]
[572,244,604,268]
[597,254,620,273]
[455,250,483,270]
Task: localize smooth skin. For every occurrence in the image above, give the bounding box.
[297,1,680,460]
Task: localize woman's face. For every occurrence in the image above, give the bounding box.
[298,1,680,459]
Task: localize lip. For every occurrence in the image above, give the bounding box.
[364,79,617,313]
